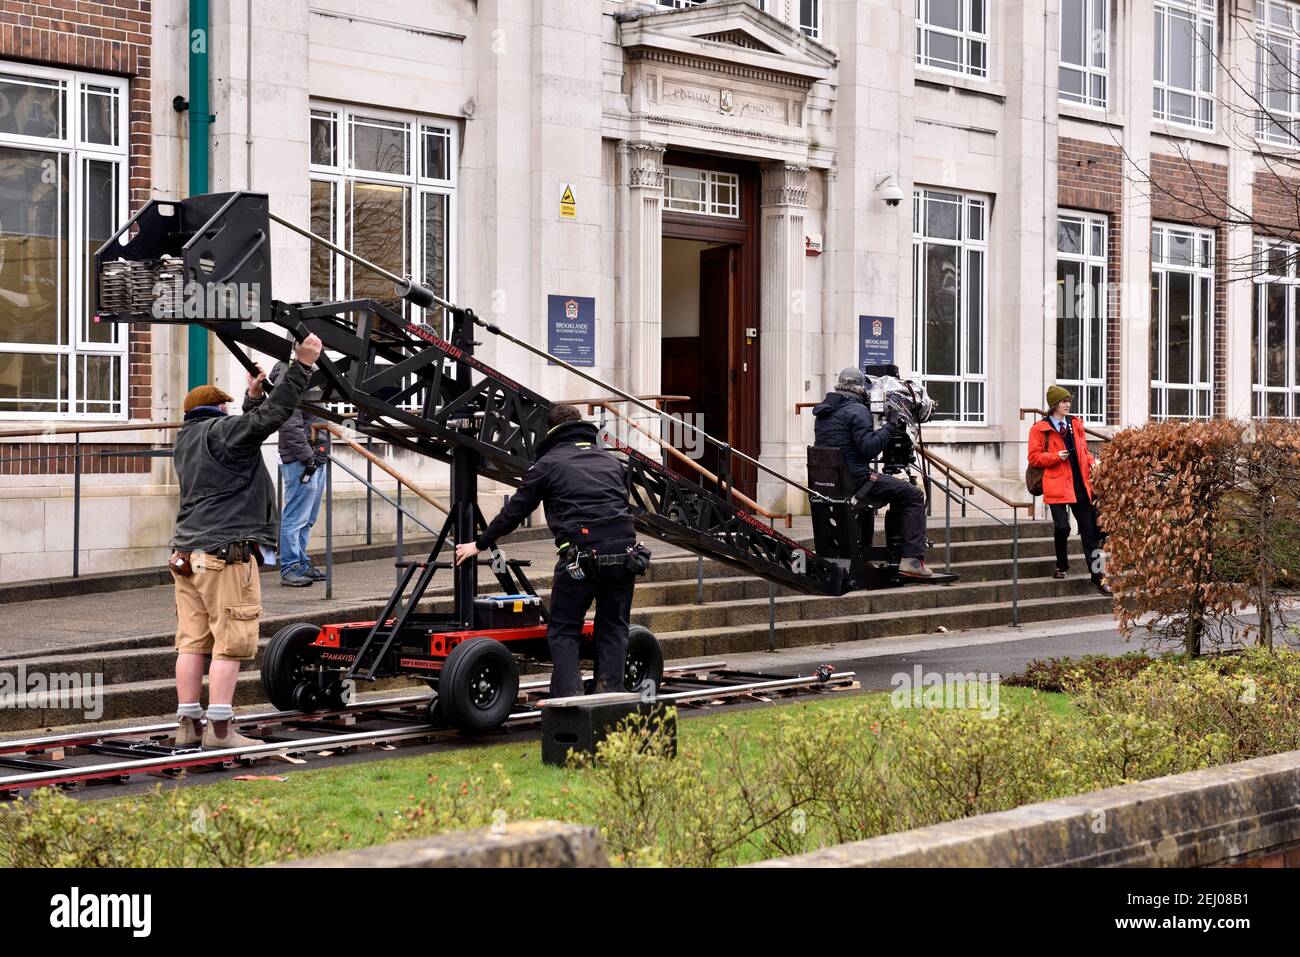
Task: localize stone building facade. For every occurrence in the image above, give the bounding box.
[0,0,1296,581]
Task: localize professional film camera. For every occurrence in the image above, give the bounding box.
[861,363,937,475]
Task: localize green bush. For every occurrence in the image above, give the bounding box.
[579,648,1300,865]
[0,787,321,867]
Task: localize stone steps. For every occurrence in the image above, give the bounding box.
[0,518,1109,731]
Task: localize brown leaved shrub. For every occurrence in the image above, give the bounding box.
[1093,420,1300,655]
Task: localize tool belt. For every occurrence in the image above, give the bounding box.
[559,541,652,581]
[169,541,262,577]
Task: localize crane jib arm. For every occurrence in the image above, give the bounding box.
[92,191,847,597]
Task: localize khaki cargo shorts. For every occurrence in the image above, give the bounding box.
[171,551,262,661]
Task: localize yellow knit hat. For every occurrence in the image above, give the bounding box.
[183,384,233,413]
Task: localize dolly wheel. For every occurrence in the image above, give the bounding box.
[624,625,664,694]
[438,637,520,735]
[262,622,325,712]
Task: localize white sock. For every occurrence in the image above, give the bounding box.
[206,704,234,723]
[177,702,203,720]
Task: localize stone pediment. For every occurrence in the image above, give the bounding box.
[618,0,836,87]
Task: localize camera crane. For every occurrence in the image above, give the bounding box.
[94,191,858,733]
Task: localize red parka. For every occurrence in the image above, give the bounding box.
[1027,416,1096,505]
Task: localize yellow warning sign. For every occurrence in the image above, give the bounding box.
[560,184,576,219]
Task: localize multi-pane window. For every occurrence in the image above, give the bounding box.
[1252,238,1300,418]
[309,105,455,330]
[1154,0,1217,130]
[1255,0,1300,144]
[1056,211,1108,424]
[915,0,989,79]
[0,63,128,419]
[912,190,989,424]
[664,166,740,218]
[1150,223,1215,421]
[1060,0,1108,108]
[799,1,821,40]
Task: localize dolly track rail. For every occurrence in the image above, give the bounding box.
[0,664,856,796]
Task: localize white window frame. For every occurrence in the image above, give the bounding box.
[1153,0,1217,131]
[912,189,989,425]
[0,61,129,421]
[1150,222,1215,421]
[799,0,822,40]
[663,165,740,218]
[1055,211,1108,425]
[1251,236,1300,418]
[915,0,990,79]
[1060,0,1109,109]
[308,102,457,333]
[1255,0,1300,145]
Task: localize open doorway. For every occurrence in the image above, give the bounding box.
[658,155,760,498]
[660,233,759,496]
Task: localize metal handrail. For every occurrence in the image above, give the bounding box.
[918,446,1035,513]
[0,421,183,439]
[585,398,793,528]
[1019,407,1115,442]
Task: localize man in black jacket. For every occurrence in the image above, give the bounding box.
[169,333,322,750]
[813,367,934,579]
[454,403,639,697]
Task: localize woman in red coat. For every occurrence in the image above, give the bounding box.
[1027,385,1111,596]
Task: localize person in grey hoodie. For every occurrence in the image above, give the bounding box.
[266,358,332,586]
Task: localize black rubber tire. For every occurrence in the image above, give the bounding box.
[624,625,664,694]
[438,637,520,735]
[261,622,324,712]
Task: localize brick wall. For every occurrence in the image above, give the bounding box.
[0,0,153,423]
[1058,138,1124,425]
[0,440,154,475]
[1252,169,1300,240]
[1149,153,1229,419]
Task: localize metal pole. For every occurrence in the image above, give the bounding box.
[325,456,333,600]
[395,482,404,585]
[1011,508,1020,627]
[696,556,705,605]
[365,434,373,546]
[72,431,81,578]
[767,581,777,652]
[944,481,952,573]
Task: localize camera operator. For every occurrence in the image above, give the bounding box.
[813,367,935,579]
[453,403,650,698]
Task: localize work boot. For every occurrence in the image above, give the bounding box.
[173,715,203,748]
[898,557,936,579]
[302,563,327,581]
[281,568,313,587]
[202,722,261,751]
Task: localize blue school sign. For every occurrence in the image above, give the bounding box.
[547,295,596,367]
[858,315,894,369]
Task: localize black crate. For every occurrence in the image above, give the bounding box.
[473,594,542,630]
[541,693,676,767]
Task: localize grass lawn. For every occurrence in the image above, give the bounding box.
[120,686,1073,854]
